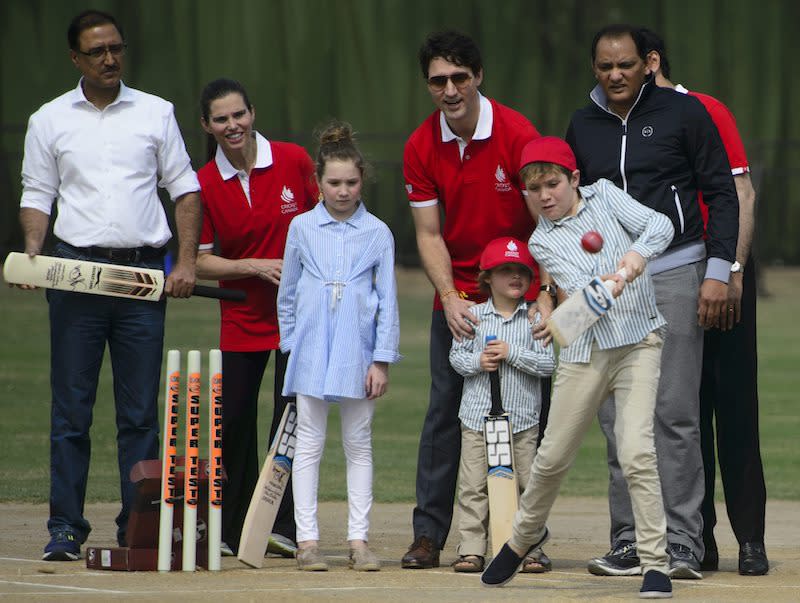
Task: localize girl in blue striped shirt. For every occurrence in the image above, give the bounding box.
[277,122,401,572]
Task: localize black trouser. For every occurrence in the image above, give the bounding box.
[700,259,766,547]
[221,350,296,552]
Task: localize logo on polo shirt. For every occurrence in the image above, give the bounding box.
[405,184,413,194]
[494,165,512,193]
[505,239,520,259]
[642,125,654,137]
[280,185,299,214]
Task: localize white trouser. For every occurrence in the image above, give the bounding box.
[292,393,375,542]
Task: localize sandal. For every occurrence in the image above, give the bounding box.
[452,554,485,573]
[521,547,552,573]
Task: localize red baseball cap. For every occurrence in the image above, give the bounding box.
[479,237,535,272]
[519,136,577,173]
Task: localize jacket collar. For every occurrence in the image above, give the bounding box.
[589,74,654,120]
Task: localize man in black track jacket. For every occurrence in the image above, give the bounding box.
[566,24,739,581]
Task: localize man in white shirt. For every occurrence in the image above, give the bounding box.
[17,9,202,561]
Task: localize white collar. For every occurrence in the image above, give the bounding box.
[674,83,689,94]
[215,131,273,180]
[439,94,493,143]
[71,78,133,108]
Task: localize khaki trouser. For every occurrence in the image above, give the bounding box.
[511,333,669,574]
[456,424,538,557]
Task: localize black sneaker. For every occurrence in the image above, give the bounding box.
[587,541,641,576]
[481,528,550,587]
[667,543,702,579]
[42,531,80,561]
[639,569,672,599]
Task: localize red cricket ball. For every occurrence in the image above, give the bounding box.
[581,230,604,253]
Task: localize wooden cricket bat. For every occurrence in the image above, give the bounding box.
[546,269,627,348]
[237,402,298,568]
[483,335,519,557]
[2,252,245,301]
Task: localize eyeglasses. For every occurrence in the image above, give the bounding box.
[426,72,473,91]
[77,43,127,61]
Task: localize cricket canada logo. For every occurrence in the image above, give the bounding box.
[280,185,298,214]
[504,239,520,259]
[494,165,512,192]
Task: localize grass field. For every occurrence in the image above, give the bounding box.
[1,266,798,503]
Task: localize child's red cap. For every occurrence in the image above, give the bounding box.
[519,136,577,173]
[479,237,535,272]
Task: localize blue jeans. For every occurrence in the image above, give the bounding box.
[47,242,166,545]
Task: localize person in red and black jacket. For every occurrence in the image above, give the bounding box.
[640,28,768,577]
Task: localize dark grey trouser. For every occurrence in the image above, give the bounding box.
[411,310,463,549]
[599,262,706,557]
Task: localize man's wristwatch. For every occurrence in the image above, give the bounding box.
[730,261,745,274]
[540,283,558,298]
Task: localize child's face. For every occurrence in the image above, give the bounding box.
[524,169,580,221]
[487,263,531,302]
[318,159,363,221]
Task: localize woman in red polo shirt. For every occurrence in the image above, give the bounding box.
[196,78,317,556]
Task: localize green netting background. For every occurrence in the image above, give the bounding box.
[2,0,798,264]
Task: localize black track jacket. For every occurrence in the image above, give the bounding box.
[566,77,738,264]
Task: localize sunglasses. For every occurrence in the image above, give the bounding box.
[426,72,473,91]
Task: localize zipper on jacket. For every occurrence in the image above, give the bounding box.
[670,185,685,233]
[620,122,628,192]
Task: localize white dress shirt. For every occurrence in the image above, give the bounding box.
[21,79,199,248]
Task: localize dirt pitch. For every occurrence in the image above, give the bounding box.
[1,498,797,602]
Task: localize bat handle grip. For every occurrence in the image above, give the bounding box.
[192,284,247,301]
[485,335,503,415]
[602,268,628,293]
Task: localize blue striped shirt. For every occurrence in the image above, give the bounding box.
[450,299,555,432]
[529,178,674,364]
[278,202,401,400]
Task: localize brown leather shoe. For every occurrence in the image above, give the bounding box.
[401,536,440,569]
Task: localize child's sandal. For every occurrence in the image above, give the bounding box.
[521,549,552,573]
[452,554,485,573]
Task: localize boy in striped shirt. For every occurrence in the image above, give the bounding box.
[449,237,555,573]
[481,137,674,599]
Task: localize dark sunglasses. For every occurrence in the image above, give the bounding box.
[426,72,472,91]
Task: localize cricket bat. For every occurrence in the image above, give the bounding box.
[237,402,298,568]
[546,269,627,348]
[3,252,245,302]
[483,335,519,557]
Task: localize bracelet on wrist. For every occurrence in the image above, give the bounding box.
[440,289,467,302]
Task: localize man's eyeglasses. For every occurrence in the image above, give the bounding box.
[426,72,472,91]
[77,43,127,61]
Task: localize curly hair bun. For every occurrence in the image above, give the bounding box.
[319,121,355,146]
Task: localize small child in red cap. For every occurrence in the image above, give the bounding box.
[448,237,555,573]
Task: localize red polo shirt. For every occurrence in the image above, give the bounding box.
[199,136,317,351]
[404,96,540,309]
[686,90,749,231]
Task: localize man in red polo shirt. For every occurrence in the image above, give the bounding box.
[401,30,553,569]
